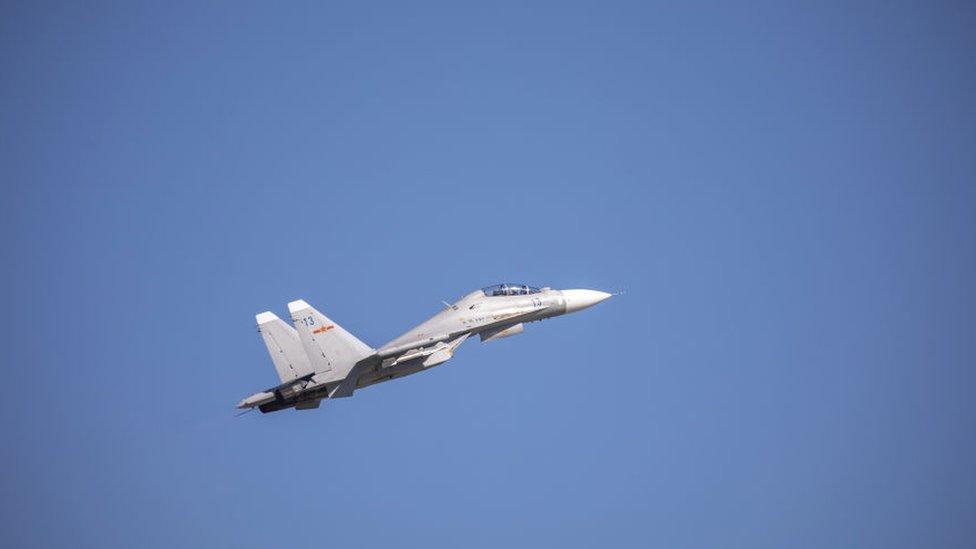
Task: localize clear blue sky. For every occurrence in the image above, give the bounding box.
[2,2,974,547]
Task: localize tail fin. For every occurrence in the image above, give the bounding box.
[288,299,373,380]
[256,311,314,383]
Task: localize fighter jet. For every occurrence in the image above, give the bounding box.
[238,284,612,413]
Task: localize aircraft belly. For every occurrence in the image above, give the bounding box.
[359,359,427,388]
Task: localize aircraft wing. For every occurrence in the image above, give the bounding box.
[329,354,382,398]
[379,303,549,358]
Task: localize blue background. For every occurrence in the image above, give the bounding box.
[2,2,974,547]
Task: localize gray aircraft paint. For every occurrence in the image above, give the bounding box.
[239,284,612,413]
[255,311,313,382]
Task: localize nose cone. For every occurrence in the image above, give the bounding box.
[562,289,612,313]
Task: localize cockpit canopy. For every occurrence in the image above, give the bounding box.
[482,283,542,297]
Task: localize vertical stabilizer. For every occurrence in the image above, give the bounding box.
[256,311,314,383]
[288,299,373,381]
